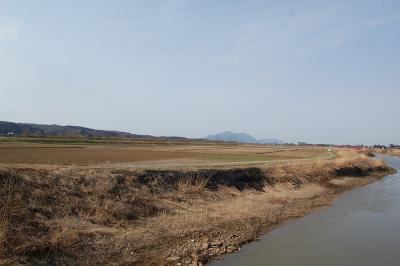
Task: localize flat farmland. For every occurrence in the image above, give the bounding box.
[0,137,335,169]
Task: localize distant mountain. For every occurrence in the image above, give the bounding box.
[0,121,186,140]
[0,121,285,144]
[205,131,284,144]
[205,131,256,143]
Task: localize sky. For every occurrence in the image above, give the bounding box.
[1,0,399,145]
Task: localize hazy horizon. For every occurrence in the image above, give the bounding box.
[1,0,399,145]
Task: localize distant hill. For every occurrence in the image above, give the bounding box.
[0,122,285,144]
[205,131,256,143]
[0,121,186,140]
[205,131,284,144]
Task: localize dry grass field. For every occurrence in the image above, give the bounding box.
[0,137,393,265]
[385,148,400,157]
[0,137,334,169]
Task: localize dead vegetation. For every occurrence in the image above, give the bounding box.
[381,148,400,157]
[0,141,332,168]
[0,153,394,265]
[177,173,209,194]
[0,146,198,165]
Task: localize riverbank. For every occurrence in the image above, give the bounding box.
[0,152,395,265]
[381,148,400,157]
[209,155,400,266]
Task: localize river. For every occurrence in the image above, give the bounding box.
[210,155,400,266]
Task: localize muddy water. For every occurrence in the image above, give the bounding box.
[210,155,400,266]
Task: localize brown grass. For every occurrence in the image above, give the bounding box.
[0,217,8,257]
[384,148,400,157]
[177,173,209,194]
[48,218,82,250]
[0,152,393,265]
[0,146,198,165]
[0,141,332,168]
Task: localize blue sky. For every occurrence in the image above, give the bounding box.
[1,0,399,145]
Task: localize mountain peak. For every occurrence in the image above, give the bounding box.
[205,131,284,144]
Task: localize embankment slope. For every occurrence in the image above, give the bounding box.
[0,153,395,265]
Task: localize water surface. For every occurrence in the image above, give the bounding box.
[211,155,400,266]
